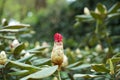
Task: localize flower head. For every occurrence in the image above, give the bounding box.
[0,51,7,65]
[54,33,63,42]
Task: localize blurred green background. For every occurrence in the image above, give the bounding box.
[0,0,119,48]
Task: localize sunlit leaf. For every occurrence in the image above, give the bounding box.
[91,64,109,73]
[20,65,58,80]
[8,70,29,76]
[74,74,103,78]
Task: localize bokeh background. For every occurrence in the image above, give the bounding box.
[0,0,119,48]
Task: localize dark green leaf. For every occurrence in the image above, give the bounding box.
[67,61,81,68]
[20,65,58,80]
[108,2,120,14]
[90,11,101,20]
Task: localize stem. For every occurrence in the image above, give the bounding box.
[95,20,99,34]
[58,70,61,80]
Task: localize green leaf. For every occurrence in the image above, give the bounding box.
[90,11,101,20]
[97,3,107,14]
[31,58,50,66]
[17,54,34,62]
[13,43,25,56]
[8,70,29,76]
[67,61,81,68]
[0,29,19,33]
[20,65,58,80]
[91,64,109,73]
[3,24,30,29]
[69,64,91,70]
[110,57,120,63]
[76,15,93,22]
[108,59,114,74]
[74,74,103,79]
[8,60,40,70]
[28,46,48,52]
[108,2,120,14]
[107,13,120,19]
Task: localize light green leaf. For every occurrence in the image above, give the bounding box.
[20,65,58,80]
[69,64,91,70]
[17,54,34,62]
[31,58,50,66]
[109,59,114,74]
[3,24,30,29]
[90,11,102,20]
[8,60,40,70]
[67,61,81,68]
[8,70,29,76]
[91,64,109,73]
[76,15,93,22]
[0,29,19,33]
[74,74,103,78]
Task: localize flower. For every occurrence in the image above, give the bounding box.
[51,33,64,68]
[0,51,7,65]
[62,54,68,67]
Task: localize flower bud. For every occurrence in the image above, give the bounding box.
[95,44,103,53]
[84,7,90,15]
[11,39,20,49]
[51,33,64,68]
[62,54,68,67]
[0,51,7,65]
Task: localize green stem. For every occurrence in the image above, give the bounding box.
[58,70,61,80]
[95,20,99,34]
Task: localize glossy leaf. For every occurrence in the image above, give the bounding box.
[13,43,25,56]
[8,60,40,70]
[31,58,50,66]
[74,74,103,78]
[20,65,58,80]
[91,64,109,73]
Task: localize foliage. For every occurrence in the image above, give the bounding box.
[0,1,120,80]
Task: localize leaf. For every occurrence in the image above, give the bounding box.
[76,15,93,22]
[74,74,103,79]
[28,46,48,52]
[8,60,40,70]
[3,24,30,29]
[110,57,120,63]
[8,70,29,76]
[97,3,107,14]
[107,13,120,19]
[17,54,34,62]
[69,64,91,70]
[108,59,114,74]
[20,65,58,80]
[13,43,25,56]
[67,61,81,68]
[0,29,19,33]
[31,58,50,66]
[90,11,102,20]
[91,64,109,73]
[108,2,120,14]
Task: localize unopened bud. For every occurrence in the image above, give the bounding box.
[95,44,103,53]
[84,7,90,15]
[24,52,30,58]
[11,39,20,49]
[62,54,68,67]
[0,51,7,65]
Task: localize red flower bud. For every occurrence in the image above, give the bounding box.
[54,33,63,42]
